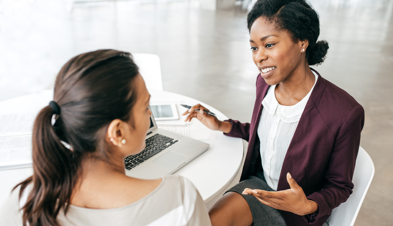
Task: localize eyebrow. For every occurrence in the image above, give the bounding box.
[249,35,278,43]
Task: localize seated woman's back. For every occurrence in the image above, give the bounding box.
[0,50,211,226]
[2,175,210,226]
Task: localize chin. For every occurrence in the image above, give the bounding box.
[263,77,280,86]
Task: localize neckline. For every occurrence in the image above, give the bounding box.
[262,70,318,122]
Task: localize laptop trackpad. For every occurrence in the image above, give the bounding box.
[152,151,186,169]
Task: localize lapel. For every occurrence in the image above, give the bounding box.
[241,74,269,180]
[276,68,328,191]
[249,75,270,145]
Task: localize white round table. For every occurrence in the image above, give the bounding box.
[0,90,244,208]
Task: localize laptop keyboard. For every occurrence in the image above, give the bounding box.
[124,133,179,170]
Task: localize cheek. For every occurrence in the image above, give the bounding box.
[271,50,285,65]
[252,52,258,65]
[272,49,294,72]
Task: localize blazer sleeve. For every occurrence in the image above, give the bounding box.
[305,105,365,223]
[223,119,251,141]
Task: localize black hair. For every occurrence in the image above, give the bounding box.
[14,49,140,226]
[247,0,329,65]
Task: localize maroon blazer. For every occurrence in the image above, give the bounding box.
[224,69,365,226]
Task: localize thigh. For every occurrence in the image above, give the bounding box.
[209,191,253,226]
[211,175,286,226]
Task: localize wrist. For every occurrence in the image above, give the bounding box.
[216,120,223,131]
[218,121,232,133]
[304,200,318,215]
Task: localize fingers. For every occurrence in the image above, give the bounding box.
[184,111,198,122]
[242,188,253,195]
[184,104,209,115]
[182,104,210,122]
[242,189,268,198]
[242,189,282,209]
[244,188,287,200]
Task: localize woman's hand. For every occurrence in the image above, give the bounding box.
[182,104,231,132]
[242,173,318,216]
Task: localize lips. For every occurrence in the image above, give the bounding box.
[260,66,276,74]
[259,66,276,79]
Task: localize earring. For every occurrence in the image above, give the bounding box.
[122,139,126,144]
[302,49,305,52]
[110,137,114,142]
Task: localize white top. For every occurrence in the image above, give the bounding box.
[0,175,212,226]
[258,71,318,190]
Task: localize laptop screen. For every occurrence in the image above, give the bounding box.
[149,118,154,129]
[147,109,158,134]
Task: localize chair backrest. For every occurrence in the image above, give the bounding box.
[133,53,163,91]
[329,147,375,226]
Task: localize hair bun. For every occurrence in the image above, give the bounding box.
[307,40,329,65]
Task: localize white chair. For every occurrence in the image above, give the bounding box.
[329,146,375,226]
[44,53,163,91]
[133,53,163,91]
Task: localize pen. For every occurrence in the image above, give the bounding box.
[181,104,216,117]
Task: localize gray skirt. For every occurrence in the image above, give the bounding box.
[225,172,286,226]
[225,172,329,226]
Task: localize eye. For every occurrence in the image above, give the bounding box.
[250,47,257,51]
[265,43,275,48]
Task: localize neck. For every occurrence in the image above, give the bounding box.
[73,156,126,192]
[84,157,125,175]
[275,63,315,106]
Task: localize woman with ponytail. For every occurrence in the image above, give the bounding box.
[184,1,364,226]
[0,49,211,226]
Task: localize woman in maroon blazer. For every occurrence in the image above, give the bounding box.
[183,0,364,226]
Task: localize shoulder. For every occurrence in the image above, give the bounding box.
[161,175,198,196]
[160,175,200,207]
[313,74,364,132]
[0,186,24,226]
[320,77,363,112]
[160,176,210,226]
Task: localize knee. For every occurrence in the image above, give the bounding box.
[208,196,234,226]
[208,192,252,226]
[209,207,229,226]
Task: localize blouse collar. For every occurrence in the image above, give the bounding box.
[262,70,318,123]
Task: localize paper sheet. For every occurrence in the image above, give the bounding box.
[0,113,36,136]
[0,135,32,165]
[159,120,218,141]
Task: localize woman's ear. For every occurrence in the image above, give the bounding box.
[107,119,125,147]
[300,40,309,53]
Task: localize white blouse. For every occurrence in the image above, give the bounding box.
[0,175,212,226]
[257,71,318,191]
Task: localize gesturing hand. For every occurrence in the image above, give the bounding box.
[242,173,318,216]
[182,104,222,131]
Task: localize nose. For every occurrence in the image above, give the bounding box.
[255,48,268,63]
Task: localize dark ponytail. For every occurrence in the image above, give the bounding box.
[14,49,140,226]
[16,106,76,226]
[306,40,329,65]
[247,0,329,65]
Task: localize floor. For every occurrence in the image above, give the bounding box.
[0,0,392,225]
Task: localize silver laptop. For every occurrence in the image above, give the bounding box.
[125,110,209,179]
